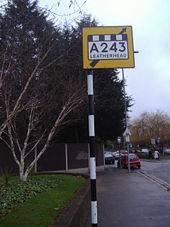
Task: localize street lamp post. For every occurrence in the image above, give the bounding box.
[123,128,131,173]
[117,137,121,168]
[126,136,130,173]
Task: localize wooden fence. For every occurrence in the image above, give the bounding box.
[0,142,104,175]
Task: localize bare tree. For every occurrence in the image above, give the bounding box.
[0,0,87,181]
[0,45,56,135]
[0,36,86,181]
[5,85,85,182]
[0,48,85,181]
[130,111,170,146]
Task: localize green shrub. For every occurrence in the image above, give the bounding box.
[0,175,61,217]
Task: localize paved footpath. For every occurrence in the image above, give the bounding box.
[87,166,170,227]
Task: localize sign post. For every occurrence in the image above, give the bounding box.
[151,138,155,145]
[123,127,131,173]
[83,26,135,227]
[117,137,121,168]
[87,70,97,226]
[157,137,161,154]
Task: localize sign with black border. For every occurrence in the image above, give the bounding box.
[83,26,135,69]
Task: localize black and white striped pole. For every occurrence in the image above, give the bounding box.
[87,70,98,227]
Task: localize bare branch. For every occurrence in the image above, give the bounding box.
[0,45,54,137]
[0,45,8,88]
[24,130,46,159]
[7,122,20,167]
[22,105,35,155]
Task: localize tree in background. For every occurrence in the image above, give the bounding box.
[94,70,131,142]
[130,111,170,147]
[0,0,85,181]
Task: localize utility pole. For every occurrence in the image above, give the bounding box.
[122,68,127,150]
[122,68,131,173]
[122,68,127,129]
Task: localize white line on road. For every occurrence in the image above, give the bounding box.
[138,171,170,192]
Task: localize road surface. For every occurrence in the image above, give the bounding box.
[87,160,170,227]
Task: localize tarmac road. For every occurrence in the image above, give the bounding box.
[141,159,170,185]
[87,164,170,227]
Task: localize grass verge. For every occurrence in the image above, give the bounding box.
[0,174,85,227]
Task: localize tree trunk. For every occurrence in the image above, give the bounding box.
[19,168,25,181]
[20,171,29,182]
[19,164,29,182]
[20,174,28,182]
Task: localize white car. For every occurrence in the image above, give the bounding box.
[104,152,115,164]
[141,148,149,153]
[164,148,170,154]
[112,151,121,160]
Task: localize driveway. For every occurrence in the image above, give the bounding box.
[87,163,170,227]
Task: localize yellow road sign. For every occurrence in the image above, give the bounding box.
[83,26,135,69]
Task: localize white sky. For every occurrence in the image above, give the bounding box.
[39,0,170,120]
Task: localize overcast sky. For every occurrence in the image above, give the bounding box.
[39,0,170,120]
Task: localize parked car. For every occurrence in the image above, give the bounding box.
[120,150,128,155]
[164,148,170,154]
[112,151,120,160]
[112,150,128,160]
[117,153,141,169]
[140,148,149,153]
[104,152,115,164]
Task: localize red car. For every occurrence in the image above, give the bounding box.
[118,153,141,169]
